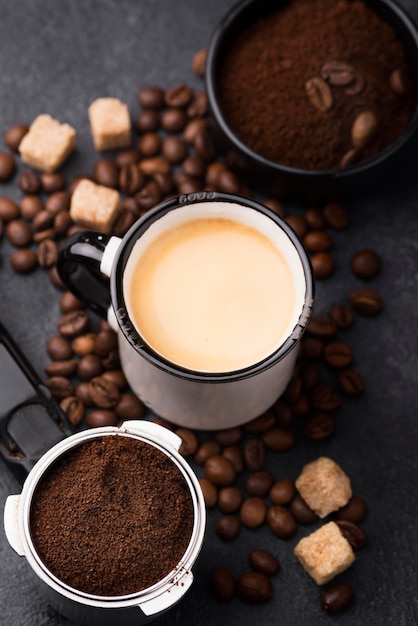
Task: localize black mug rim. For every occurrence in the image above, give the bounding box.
[205,0,418,181]
[110,191,314,383]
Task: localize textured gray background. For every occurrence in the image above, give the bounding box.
[0,0,418,625]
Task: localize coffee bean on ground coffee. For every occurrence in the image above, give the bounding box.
[217,0,416,170]
[30,435,194,596]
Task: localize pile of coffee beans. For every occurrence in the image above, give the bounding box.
[0,46,383,617]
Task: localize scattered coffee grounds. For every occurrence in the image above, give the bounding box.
[217,0,416,170]
[30,435,194,596]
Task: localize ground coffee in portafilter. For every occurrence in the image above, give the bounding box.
[30,435,194,596]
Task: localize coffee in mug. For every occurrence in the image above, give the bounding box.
[57,192,314,429]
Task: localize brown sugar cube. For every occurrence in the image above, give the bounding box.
[88,97,131,151]
[70,179,121,234]
[294,521,355,585]
[19,114,76,172]
[295,456,352,518]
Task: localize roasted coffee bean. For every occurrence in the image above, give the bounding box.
[0,152,16,181]
[60,396,85,426]
[177,175,203,195]
[215,514,241,541]
[272,399,293,428]
[236,571,273,604]
[192,48,207,78]
[57,310,89,338]
[390,66,413,96]
[44,376,74,400]
[112,207,138,236]
[205,455,236,486]
[37,238,58,267]
[10,249,37,273]
[289,494,318,524]
[41,172,66,193]
[45,191,71,214]
[94,329,118,357]
[215,426,243,447]
[304,206,326,230]
[218,169,241,194]
[54,210,72,236]
[243,438,266,471]
[165,84,193,108]
[283,375,302,405]
[162,135,188,163]
[115,148,141,167]
[19,170,42,194]
[302,362,321,390]
[248,549,280,576]
[336,520,366,549]
[323,202,349,229]
[263,198,285,218]
[135,108,160,133]
[304,411,335,440]
[33,227,56,243]
[77,354,103,381]
[269,479,295,505]
[182,154,206,179]
[6,219,33,247]
[72,333,95,356]
[194,128,216,161]
[32,209,54,232]
[138,85,165,109]
[88,376,120,409]
[330,304,354,329]
[339,369,365,394]
[335,495,367,523]
[93,158,119,188]
[302,336,324,360]
[218,486,243,514]
[307,316,337,338]
[346,71,366,96]
[303,230,333,253]
[44,359,77,378]
[85,409,118,428]
[311,383,341,411]
[161,107,187,132]
[340,147,360,169]
[210,567,235,602]
[101,369,127,390]
[351,111,378,148]
[243,411,276,434]
[139,156,171,177]
[349,287,382,315]
[305,76,333,112]
[187,91,208,118]
[323,341,353,368]
[266,505,297,538]
[311,251,335,278]
[3,123,29,151]
[205,161,227,187]
[49,265,66,290]
[101,349,121,371]
[223,445,245,475]
[285,214,308,239]
[240,497,267,528]
[293,392,310,416]
[59,291,84,313]
[199,477,218,508]
[47,335,72,361]
[118,164,144,195]
[75,381,93,406]
[262,427,295,452]
[175,428,198,457]
[21,195,43,220]
[350,248,381,279]
[0,198,20,222]
[114,393,145,420]
[321,583,354,614]
[321,61,355,86]
[245,471,274,497]
[137,131,162,156]
[135,180,161,212]
[194,440,221,465]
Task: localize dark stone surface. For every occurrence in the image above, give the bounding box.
[0,1,418,625]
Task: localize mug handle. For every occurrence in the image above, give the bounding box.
[56,231,121,318]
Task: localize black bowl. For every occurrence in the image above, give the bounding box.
[206,0,418,201]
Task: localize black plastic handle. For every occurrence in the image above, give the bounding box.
[56,231,112,318]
